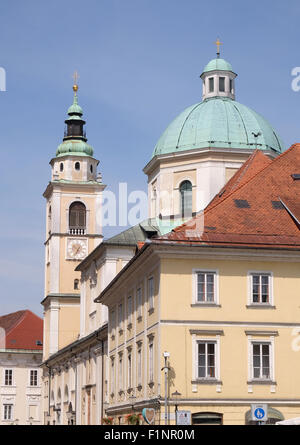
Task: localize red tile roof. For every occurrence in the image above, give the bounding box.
[0,310,43,350]
[206,149,272,211]
[157,144,300,249]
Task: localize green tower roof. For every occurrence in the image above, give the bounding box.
[153,97,284,157]
[202,57,234,73]
[56,90,94,158]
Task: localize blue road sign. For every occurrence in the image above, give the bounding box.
[254,408,265,419]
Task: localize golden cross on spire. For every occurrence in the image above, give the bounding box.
[72,71,79,93]
[215,38,222,57]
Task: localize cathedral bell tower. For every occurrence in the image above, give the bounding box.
[42,78,105,359]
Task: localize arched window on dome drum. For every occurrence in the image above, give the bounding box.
[69,201,86,235]
[180,180,192,218]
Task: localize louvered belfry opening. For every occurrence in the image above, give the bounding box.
[69,201,86,235]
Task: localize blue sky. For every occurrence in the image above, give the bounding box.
[0,0,300,317]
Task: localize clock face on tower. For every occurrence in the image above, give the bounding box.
[67,238,88,260]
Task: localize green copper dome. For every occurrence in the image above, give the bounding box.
[67,94,83,115]
[153,97,284,157]
[56,140,94,157]
[202,57,234,73]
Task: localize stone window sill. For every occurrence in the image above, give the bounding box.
[247,380,276,385]
[246,304,276,309]
[191,303,221,308]
[191,379,222,385]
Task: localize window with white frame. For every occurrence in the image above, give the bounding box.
[4,369,12,386]
[250,273,272,304]
[197,341,217,379]
[149,342,154,383]
[137,287,142,318]
[251,342,271,380]
[30,370,38,387]
[196,271,217,303]
[3,404,13,421]
[127,296,132,325]
[148,277,154,311]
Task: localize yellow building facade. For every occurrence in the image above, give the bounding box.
[98,239,300,425]
[97,143,300,425]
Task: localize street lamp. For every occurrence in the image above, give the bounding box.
[161,352,170,425]
[171,390,182,425]
[66,403,75,425]
[128,395,136,412]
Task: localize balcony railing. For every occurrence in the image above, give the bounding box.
[69,228,86,235]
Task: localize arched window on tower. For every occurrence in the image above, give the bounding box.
[180,180,192,218]
[69,201,86,235]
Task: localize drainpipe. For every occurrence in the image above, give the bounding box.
[45,364,51,425]
[96,331,104,425]
[75,354,78,425]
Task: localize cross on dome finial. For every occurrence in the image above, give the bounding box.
[72,71,79,94]
[215,38,222,58]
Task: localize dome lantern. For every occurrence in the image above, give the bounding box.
[200,42,237,101]
[200,57,237,101]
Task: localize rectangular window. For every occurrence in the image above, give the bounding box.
[3,404,13,421]
[251,274,270,304]
[209,77,214,92]
[229,79,233,93]
[149,343,154,383]
[252,342,271,380]
[197,272,216,303]
[4,369,12,386]
[148,277,154,310]
[219,77,225,92]
[127,296,132,324]
[30,370,38,387]
[137,288,142,318]
[137,348,142,386]
[197,341,216,379]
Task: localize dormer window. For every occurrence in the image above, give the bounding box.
[219,77,225,92]
[209,77,214,93]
